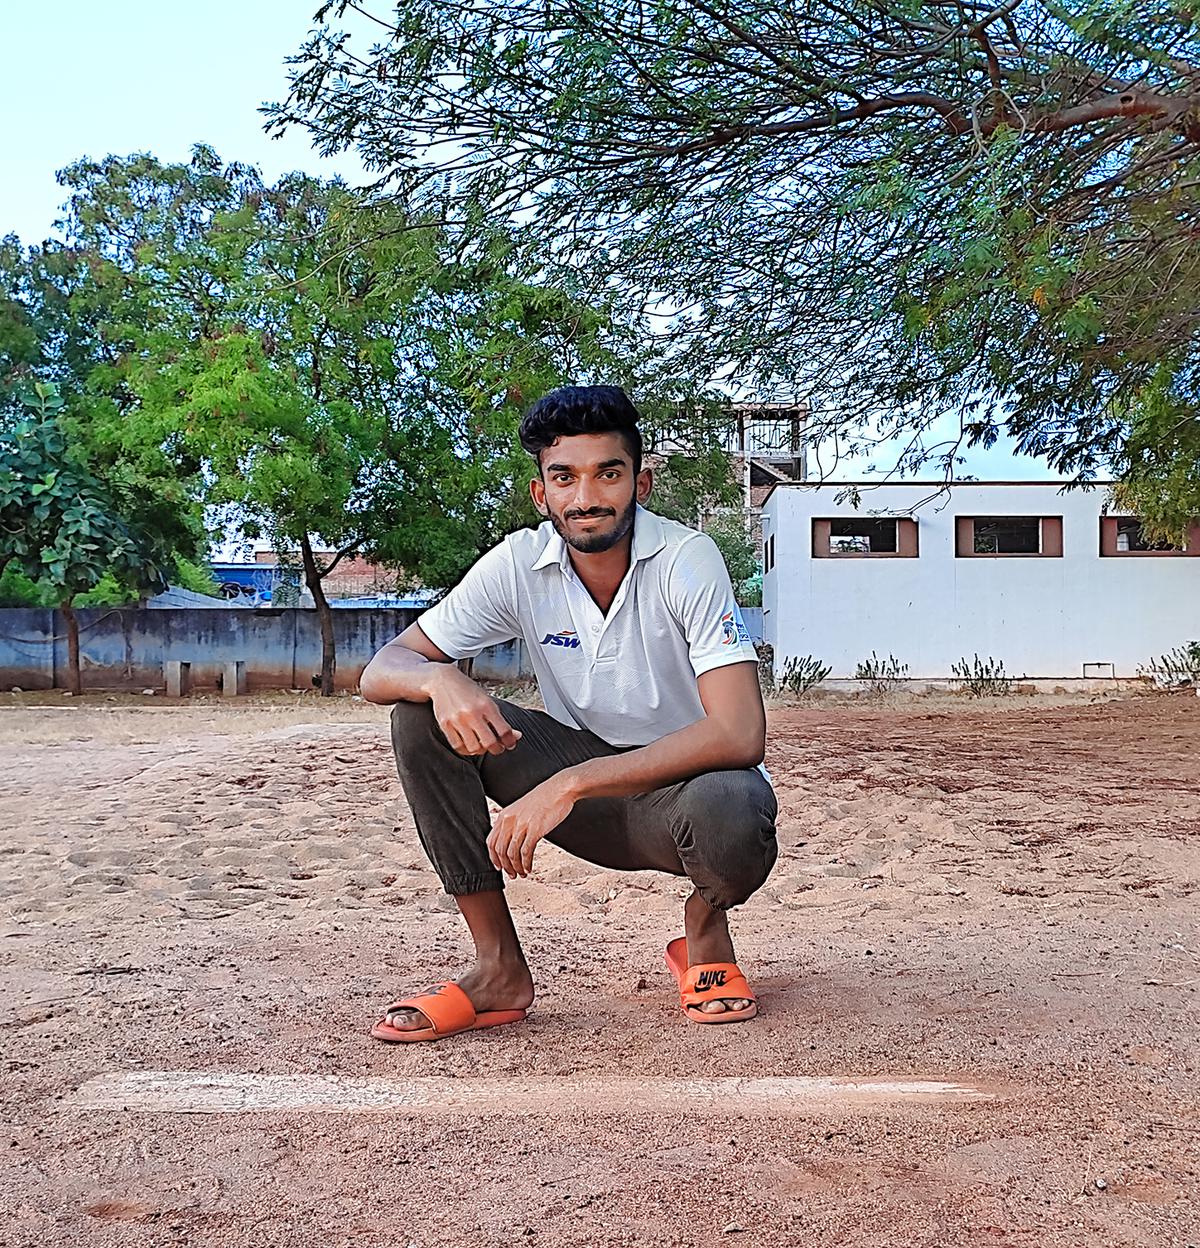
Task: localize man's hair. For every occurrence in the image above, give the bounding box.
[518,385,643,473]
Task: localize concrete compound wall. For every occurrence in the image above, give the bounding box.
[0,608,429,692]
[762,482,1200,679]
[0,603,756,692]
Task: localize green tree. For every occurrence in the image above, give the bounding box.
[0,384,182,694]
[1112,372,1200,544]
[702,510,759,604]
[273,1,1200,508]
[0,219,206,572]
[58,150,658,693]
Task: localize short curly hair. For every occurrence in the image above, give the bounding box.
[518,385,643,473]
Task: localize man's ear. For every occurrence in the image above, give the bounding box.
[635,465,653,505]
[529,474,549,516]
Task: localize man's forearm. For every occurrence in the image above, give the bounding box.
[359,642,457,705]
[561,717,763,803]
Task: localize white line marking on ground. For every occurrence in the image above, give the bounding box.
[70,1072,996,1116]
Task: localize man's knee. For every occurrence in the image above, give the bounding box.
[390,699,442,760]
[673,771,778,908]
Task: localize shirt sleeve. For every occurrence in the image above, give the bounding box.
[417,542,519,659]
[665,532,760,678]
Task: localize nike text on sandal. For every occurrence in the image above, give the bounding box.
[664,936,758,1025]
[370,981,528,1044]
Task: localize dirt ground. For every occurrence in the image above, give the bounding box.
[2,690,1198,1247]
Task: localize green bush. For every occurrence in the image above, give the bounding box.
[0,565,49,607]
[173,558,220,597]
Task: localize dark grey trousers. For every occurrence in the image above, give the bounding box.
[390,699,779,910]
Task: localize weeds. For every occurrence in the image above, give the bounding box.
[781,654,831,697]
[952,654,1012,697]
[1139,640,1200,688]
[854,651,909,696]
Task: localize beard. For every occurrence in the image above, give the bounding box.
[548,493,638,553]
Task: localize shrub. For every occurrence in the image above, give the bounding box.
[952,654,1012,697]
[0,565,48,607]
[781,654,830,697]
[854,651,909,696]
[1139,641,1200,688]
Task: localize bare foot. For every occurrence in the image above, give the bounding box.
[382,959,534,1032]
[683,890,753,1016]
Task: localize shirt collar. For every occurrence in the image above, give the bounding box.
[531,504,667,571]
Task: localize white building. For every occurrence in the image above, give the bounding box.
[761,482,1200,680]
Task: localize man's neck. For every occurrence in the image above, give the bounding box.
[566,532,634,614]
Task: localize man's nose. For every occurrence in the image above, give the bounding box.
[573,479,600,511]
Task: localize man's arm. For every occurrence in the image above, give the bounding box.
[360,625,521,757]
[486,661,765,877]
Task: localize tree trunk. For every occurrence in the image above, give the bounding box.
[61,599,82,696]
[300,535,336,697]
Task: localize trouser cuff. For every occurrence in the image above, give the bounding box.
[443,871,505,896]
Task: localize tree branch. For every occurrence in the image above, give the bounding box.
[989,87,1195,137]
[316,541,360,578]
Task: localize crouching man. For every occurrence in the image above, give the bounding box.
[360,385,777,1042]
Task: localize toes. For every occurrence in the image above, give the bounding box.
[699,999,728,1014]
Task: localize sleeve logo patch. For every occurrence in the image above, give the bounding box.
[720,611,751,646]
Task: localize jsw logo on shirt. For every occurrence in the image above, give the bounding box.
[540,629,581,648]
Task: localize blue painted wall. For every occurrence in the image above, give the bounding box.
[0,608,421,691]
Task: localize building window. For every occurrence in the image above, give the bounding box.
[1099,517,1195,557]
[956,516,1062,557]
[763,534,775,571]
[812,517,919,558]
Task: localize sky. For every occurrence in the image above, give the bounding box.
[0,1,363,245]
[1,1,1049,483]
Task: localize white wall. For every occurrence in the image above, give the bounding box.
[762,483,1200,678]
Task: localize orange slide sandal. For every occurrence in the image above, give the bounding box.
[664,937,758,1024]
[370,982,527,1044]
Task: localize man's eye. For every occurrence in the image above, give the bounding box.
[553,476,572,485]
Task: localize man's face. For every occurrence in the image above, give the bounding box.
[529,432,653,554]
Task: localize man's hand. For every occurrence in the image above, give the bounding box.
[429,667,522,757]
[487,777,576,877]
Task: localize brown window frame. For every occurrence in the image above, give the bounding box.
[812,517,919,559]
[1099,516,1200,557]
[956,516,1063,558]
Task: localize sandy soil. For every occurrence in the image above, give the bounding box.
[2,691,1199,1247]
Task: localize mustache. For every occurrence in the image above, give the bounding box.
[564,508,616,520]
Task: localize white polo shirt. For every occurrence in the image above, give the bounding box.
[418,506,759,747]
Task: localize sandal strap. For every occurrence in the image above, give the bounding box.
[680,962,755,1009]
[385,982,476,1034]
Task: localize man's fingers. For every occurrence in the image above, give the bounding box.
[483,708,522,751]
[490,823,519,877]
[519,831,538,875]
[486,830,503,872]
[468,713,518,756]
[472,715,506,756]
[449,719,491,756]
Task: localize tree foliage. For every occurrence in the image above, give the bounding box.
[273,0,1200,521]
[24,148,692,692]
[0,383,182,692]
